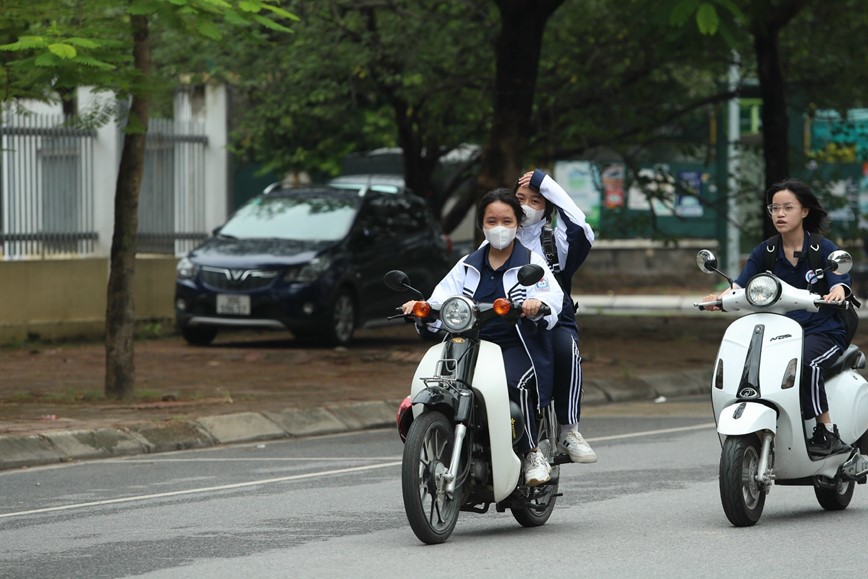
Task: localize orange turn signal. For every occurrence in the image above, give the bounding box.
[493,298,512,316]
[413,301,431,318]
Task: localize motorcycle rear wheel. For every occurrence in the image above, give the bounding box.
[402,411,462,544]
[719,434,766,527]
[511,411,559,527]
[814,478,855,511]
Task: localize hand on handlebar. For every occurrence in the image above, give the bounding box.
[822,285,846,305]
[700,293,722,312]
[520,298,548,318]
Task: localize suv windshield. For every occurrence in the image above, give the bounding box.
[219,192,359,241]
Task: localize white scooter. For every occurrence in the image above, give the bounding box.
[695,249,868,526]
[384,265,566,544]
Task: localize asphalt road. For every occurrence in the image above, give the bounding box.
[2,397,867,578]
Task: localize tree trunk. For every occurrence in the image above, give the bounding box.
[105,15,151,400]
[751,0,810,239]
[473,0,563,243]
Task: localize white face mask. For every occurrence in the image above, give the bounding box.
[483,225,517,250]
[522,204,545,226]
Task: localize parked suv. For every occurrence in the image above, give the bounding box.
[174,184,451,346]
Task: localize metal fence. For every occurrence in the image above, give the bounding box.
[0,113,97,258]
[138,118,209,256]
[0,111,209,259]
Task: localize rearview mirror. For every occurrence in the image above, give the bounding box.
[696,249,718,274]
[517,264,545,287]
[827,250,853,275]
[383,270,410,292]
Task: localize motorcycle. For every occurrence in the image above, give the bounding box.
[695,249,868,526]
[384,264,568,544]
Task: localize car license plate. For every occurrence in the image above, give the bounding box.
[216,294,251,315]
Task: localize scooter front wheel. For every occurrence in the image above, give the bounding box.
[401,411,462,544]
[719,434,766,527]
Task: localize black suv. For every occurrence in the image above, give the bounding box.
[174,184,451,346]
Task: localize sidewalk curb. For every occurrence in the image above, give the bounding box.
[0,370,710,472]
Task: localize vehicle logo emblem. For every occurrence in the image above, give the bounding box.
[738,387,758,398]
[769,334,791,341]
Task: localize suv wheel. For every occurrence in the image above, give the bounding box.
[324,289,356,346]
[180,325,218,346]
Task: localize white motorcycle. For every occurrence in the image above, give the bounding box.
[384,265,567,544]
[695,249,868,526]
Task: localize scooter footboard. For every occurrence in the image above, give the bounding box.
[717,402,777,436]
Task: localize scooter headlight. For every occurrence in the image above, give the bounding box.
[746,274,781,307]
[440,296,476,333]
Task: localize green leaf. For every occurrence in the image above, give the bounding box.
[239,1,260,13]
[64,37,102,50]
[49,43,77,59]
[0,35,49,52]
[251,13,293,33]
[669,0,700,27]
[696,3,719,35]
[714,0,747,23]
[33,53,59,67]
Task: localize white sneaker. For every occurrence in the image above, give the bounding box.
[523,449,552,486]
[558,430,598,463]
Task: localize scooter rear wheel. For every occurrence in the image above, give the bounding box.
[719,434,766,527]
[401,411,463,544]
[814,479,855,511]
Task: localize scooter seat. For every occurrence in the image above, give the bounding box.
[822,344,866,380]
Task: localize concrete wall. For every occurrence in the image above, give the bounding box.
[0,257,177,343]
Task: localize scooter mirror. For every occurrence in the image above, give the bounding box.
[383,270,411,292]
[827,250,853,275]
[517,264,545,287]
[696,249,718,274]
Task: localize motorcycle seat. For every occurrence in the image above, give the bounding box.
[822,344,866,381]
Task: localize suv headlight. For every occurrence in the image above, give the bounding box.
[746,274,781,307]
[440,296,476,333]
[284,255,332,283]
[176,257,198,280]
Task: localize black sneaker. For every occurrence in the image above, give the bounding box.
[808,424,851,457]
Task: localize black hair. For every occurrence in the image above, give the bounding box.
[477,187,525,230]
[512,178,554,221]
[765,179,829,234]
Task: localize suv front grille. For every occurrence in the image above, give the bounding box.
[200,266,279,291]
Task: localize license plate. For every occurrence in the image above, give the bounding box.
[216,294,251,315]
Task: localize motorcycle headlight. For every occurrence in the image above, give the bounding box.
[746,274,781,307]
[440,296,476,333]
[176,257,198,280]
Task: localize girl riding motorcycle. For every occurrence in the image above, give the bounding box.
[401,188,564,485]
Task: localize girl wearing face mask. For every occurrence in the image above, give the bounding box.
[514,169,597,465]
[401,188,564,486]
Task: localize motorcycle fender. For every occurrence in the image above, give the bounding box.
[717,401,777,436]
[410,343,448,419]
[473,341,522,503]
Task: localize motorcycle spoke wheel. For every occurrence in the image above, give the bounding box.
[402,412,461,544]
[511,410,559,528]
[719,434,766,527]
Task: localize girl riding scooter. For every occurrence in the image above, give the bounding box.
[703,179,853,456]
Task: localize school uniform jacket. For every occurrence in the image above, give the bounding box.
[423,240,564,405]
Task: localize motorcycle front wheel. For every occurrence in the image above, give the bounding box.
[719,434,766,527]
[401,411,462,544]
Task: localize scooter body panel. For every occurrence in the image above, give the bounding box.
[410,340,521,503]
[710,312,854,480]
[825,370,868,444]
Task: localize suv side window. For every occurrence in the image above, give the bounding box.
[355,195,396,241]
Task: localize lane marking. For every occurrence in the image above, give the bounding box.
[107,457,403,463]
[0,423,715,520]
[587,423,714,442]
[0,461,401,520]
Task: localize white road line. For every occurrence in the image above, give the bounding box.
[587,423,714,442]
[107,457,404,463]
[0,461,401,520]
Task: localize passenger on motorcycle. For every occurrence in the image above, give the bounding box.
[401,188,564,486]
[703,179,853,457]
[514,169,598,463]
